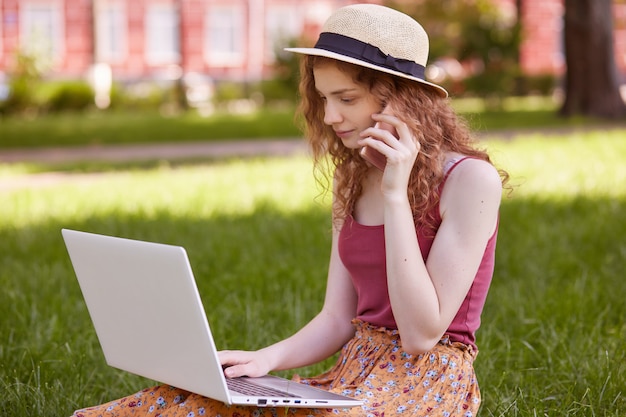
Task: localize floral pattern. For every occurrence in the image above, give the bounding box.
[72,320,480,417]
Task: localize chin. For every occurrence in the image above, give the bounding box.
[339,138,360,150]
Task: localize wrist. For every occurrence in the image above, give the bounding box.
[258,343,285,372]
[383,190,410,207]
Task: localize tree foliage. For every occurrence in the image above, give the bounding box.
[387,0,521,101]
[1,51,44,115]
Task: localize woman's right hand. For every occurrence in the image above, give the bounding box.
[218,349,272,378]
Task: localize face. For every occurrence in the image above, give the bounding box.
[313,63,381,149]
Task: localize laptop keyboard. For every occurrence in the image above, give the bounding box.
[227,378,300,398]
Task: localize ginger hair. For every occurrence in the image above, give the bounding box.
[296,56,508,227]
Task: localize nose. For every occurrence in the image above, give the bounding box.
[323,101,342,125]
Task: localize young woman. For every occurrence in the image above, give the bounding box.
[72,4,507,417]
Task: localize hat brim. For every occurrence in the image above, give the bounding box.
[285,47,448,98]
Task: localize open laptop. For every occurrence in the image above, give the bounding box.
[62,229,362,408]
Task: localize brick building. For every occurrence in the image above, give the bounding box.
[0,0,368,83]
[0,0,624,88]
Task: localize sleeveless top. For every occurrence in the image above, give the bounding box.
[337,158,498,349]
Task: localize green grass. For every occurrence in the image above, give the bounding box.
[1,129,625,416]
[0,108,303,149]
[2,96,623,149]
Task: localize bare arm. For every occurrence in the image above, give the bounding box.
[359,113,502,355]
[384,159,502,354]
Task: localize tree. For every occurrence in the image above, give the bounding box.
[1,50,44,115]
[388,0,520,102]
[560,0,626,119]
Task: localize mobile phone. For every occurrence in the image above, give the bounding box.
[359,107,397,171]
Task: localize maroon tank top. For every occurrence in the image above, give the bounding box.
[338,158,498,349]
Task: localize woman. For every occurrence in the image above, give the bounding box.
[72,4,507,417]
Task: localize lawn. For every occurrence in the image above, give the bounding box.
[0,108,304,149]
[1,128,625,416]
[1,96,622,149]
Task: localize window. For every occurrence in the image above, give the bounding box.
[205,5,244,66]
[20,1,64,66]
[145,3,180,64]
[265,5,301,61]
[95,1,127,63]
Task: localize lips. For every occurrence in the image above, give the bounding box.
[334,129,354,139]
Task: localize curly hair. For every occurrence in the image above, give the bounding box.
[296,56,508,227]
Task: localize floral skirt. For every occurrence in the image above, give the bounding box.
[72,320,480,417]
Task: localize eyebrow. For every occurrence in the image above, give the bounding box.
[317,87,360,96]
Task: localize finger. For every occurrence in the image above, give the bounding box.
[224,362,265,379]
[359,127,399,148]
[373,114,413,144]
[358,136,392,154]
[371,112,399,129]
[374,117,419,157]
[218,350,248,366]
[223,364,248,378]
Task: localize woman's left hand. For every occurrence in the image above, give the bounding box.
[358,112,420,198]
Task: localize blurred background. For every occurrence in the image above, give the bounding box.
[1,4,625,415]
[0,0,624,119]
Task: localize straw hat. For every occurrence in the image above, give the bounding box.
[285,3,448,97]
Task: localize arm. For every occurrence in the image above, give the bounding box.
[384,158,502,354]
[359,112,502,355]
[220,219,358,378]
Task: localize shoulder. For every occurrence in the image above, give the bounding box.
[446,157,501,191]
[440,158,502,216]
[450,157,500,182]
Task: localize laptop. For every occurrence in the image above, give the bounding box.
[62,229,362,408]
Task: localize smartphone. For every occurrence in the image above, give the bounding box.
[359,107,397,171]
